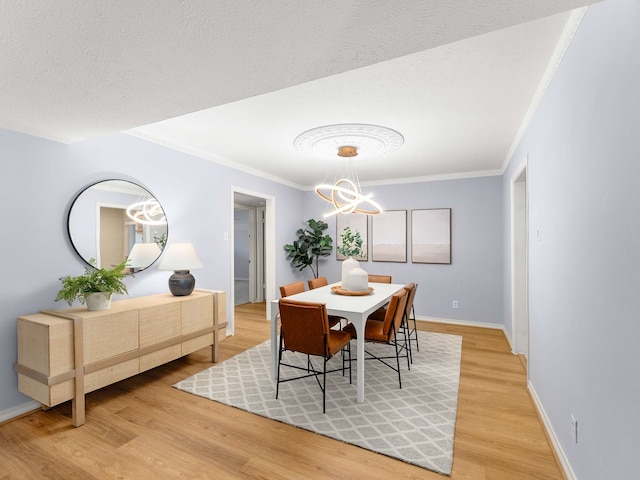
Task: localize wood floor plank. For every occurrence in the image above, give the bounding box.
[0,302,564,479]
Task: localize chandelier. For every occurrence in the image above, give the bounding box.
[294,124,403,217]
[126,198,166,226]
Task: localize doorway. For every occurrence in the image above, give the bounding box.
[511,158,529,366]
[231,188,275,334]
[233,202,266,305]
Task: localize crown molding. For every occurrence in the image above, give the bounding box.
[501,6,588,173]
[125,128,306,190]
[300,169,503,190]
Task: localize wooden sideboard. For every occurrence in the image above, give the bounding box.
[15,289,227,426]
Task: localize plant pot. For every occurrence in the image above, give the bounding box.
[85,292,111,311]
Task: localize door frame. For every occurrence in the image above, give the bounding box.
[230,187,275,334]
[510,156,529,364]
[254,206,266,302]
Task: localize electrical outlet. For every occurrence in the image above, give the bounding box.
[452,301,459,309]
[570,414,578,443]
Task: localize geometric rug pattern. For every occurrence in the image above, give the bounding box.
[174,331,462,475]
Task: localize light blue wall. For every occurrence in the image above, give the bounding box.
[503,1,640,478]
[234,209,250,278]
[0,128,305,414]
[303,175,504,325]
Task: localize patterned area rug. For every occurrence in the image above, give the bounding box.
[174,331,462,475]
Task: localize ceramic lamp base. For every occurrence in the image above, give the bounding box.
[168,270,195,296]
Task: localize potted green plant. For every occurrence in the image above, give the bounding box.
[284,218,333,278]
[55,258,130,311]
[337,227,368,291]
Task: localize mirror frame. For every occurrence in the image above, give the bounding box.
[67,179,168,271]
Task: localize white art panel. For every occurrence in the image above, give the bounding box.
[411,208,451,264]
[372,210,406,262]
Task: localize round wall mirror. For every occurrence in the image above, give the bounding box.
[68,180,168,271]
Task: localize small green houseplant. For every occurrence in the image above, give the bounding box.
[284,218,333,278]
[337,226,364,259]
[56,258,130,310]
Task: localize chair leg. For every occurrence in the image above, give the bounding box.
[403,312,413,365]
[393,330,402,389]
[276,330,284,399]
[411,305,419,352]
[348,341,352,384]
[339,342,352,383]
[402,320,411,371]
[323,357,327,414]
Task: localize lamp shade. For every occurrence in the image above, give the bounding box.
[158,243,203,271]
[127,242,162,269]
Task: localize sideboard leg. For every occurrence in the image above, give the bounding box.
[72,397,85,427]
[72,317,86,427]
[212,329,219,363]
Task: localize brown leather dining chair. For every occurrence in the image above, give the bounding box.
[308,276,328,290]
[308,276,347,328]
[343,289,409,388]
[403,283,419,361]
[276,298,352,413]
[368,274,392,284]
[369,283,419,363]
[279,281,305,297]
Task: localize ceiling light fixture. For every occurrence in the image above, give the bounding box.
[294,124,403,217]
[126,199,166,225]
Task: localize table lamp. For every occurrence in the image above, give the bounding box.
[158,242,203,296]
[127,242,162,271]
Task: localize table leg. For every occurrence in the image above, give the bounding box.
[348,313,366,403]
[270,300,279,380]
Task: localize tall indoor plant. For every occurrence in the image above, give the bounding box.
[284,218,333,278]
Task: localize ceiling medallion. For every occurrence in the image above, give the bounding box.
[294,124,403,217]
[293,123,404,159]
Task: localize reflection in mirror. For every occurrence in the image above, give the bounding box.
[68,180,168,271]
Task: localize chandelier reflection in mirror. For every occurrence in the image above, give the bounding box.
[126,198,167,226]
[294,124,404,217]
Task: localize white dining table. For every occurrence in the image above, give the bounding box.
[269,282,405,403]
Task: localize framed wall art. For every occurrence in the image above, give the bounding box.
[336,213,368,261]
[371,210,407,262]
[411,208,451,264]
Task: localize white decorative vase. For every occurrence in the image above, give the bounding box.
[85,292,111,311]
[341,257,359,290]
[347,266,368,292]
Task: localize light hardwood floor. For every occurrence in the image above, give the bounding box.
[0,303,563,479]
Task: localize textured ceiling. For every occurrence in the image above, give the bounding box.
[0,1,601,186]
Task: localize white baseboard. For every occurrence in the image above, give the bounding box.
[503,327,514,352]
[418,315,573,479]
[417,315,506,331]
[418,315,515,352]
[0,400,40,424]
[528,382,576,480]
